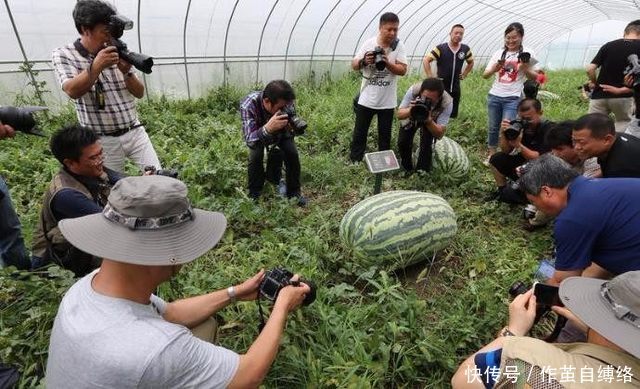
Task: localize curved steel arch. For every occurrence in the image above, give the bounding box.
[394,1,439,69]
[136,0,149,101]
[409,0,481,73]
[329,0,368,75]
[222,0,240,85]
[256,0,280,85]
[182,0,192,99]
[309,0,342,76]
[351,0,397,58]
[283,0,312,80]
[406,0,478,71]
[4,0,44,105]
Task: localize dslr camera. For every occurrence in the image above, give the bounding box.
[143,165,178,178]
[281,106,308,136]
[108,14,154,74]
[0,106,47,136]
[504,118,530,141]
[259,268,316,306]
[410,96,433,124]
[517,52,531,64]
[624,54,640,88]
[372,46,386,71]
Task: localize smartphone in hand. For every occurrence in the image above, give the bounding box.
[534,283,563,307]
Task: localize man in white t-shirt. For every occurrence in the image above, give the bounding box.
[349,12,407,162]
[45,176,311,388]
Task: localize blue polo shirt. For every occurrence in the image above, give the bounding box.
[554,176,640,274]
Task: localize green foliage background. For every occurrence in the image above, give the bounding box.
[0,69,588,387]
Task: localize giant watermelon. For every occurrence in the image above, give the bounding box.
[432,136,469,180]
[340,190,457,270]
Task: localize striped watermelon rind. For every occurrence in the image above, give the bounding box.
[340,190,457,270]
[432,136,470,180]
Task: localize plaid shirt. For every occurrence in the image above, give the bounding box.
[240,91,272,144]
[52,41,139,134]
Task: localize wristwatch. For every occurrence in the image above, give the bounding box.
[500,327,517,337]
[226,286,237,303]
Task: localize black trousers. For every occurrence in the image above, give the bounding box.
[448,87,461,118]
[349,104,395,162]
[397,124,434,171]
[247,136,301,198]
[489,152,526,181]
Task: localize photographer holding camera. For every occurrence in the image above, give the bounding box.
[31,124,122,276]
[452,271,640,388]
[0,123,30,270]
[45,175,311,388]
[423,24,474,119]
[586,20,640,131]
[52,0,161,174]
[349,12,407,162]
[488,98,552,203]
[240,80,307,206]
[518,154,640,286]
[483,23,538,164]
[397,78,452,173]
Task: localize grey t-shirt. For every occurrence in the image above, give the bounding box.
[46,270,240,388]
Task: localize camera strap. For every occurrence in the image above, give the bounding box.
[74,39,106,110]
[257,296,267,332]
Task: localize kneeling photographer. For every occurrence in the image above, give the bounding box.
[397,78,452,172]
[240,80,307,206]
[488,98,552,203]
[46,175,312,388]
[452,271,640,388]
[31,124,123,276]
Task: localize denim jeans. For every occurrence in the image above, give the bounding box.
[487,94,520,148]
[0,176,30,269]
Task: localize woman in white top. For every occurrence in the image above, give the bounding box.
[483,22,538,162]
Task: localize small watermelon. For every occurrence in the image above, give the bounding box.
[432,136,469,180]
[340,190,457,270]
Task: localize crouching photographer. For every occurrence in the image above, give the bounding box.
[452,272,640,388]
[46,175,312,388]
[31,124,123,276]
[488,98,552,203]
[240,80,307,206]
[397,78,452,172]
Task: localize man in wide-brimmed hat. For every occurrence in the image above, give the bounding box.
[452,271,640,388]
[45,175,310,388]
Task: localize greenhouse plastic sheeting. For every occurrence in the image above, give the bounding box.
[0,0,637,103]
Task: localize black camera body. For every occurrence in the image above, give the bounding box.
[143,165,178,178]
[518,52,531,64]
[0,106,47,137]
[504,118,530,141]
[108,15,154,74]
[372,46,386,71]
[281,106,307,136]
[410,96,433,124]
[259,268,316,306]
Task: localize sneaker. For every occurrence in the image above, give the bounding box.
[277,179,287,198]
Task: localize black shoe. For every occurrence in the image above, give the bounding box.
[288,193,308,207]
[485,188,502,202]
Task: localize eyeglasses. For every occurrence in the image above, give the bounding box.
[600,283,640,328]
